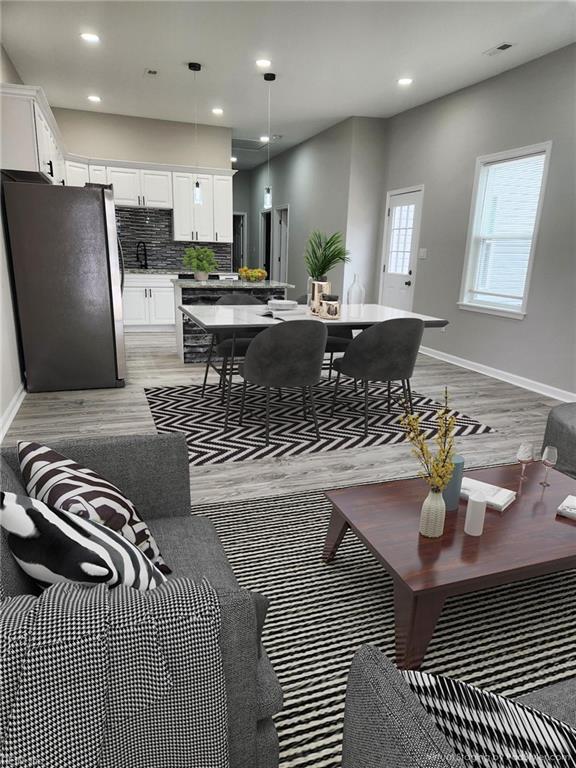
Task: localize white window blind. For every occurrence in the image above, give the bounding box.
[460,145,549,317]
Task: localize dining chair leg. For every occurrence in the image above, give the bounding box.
[224,374,232,431]
[406,379,414,414]
[277,388,283,400]
[353,379,358,393]
[225,333,236,410]
[331,370,341,417]
[364,380,369,438]
[387,381,391,413]
[301,388,308,420]
[219,355,228,400]
[328,353,334,380]
[308,385,321,441]
[202,336,214,396]
[238,380,247,425]
[265,387,271,446]
[401,380,409,412]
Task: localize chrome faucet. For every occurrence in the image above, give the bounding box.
[135,241,148,270]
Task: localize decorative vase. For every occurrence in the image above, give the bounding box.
[194,271,208,281]
[346,273,366,306]
[442,455,465,511]
[419,490,446,538]
[310,278,331,314]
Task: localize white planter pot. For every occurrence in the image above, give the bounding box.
[194,271,208,281]
[419,490,446,538]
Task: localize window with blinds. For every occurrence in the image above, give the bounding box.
[459,143,550,318]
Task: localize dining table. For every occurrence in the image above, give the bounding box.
[178,302,449,428]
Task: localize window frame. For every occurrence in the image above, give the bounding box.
[458,141,552,320]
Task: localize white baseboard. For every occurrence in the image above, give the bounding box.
[420,346,576,403]
[0,382,25,442]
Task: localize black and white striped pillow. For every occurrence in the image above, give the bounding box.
[0,491,166,591]
[403,668,576,768]
[18,441,171,574]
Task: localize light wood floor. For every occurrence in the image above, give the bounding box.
[4,331,558,505]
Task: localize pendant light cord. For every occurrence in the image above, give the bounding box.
[267,82,271,188]
[194,70,198,167]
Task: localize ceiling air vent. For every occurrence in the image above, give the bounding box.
[483,42,515,57]
[232,135,283,153]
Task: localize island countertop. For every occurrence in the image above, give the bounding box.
[172,278,295,289]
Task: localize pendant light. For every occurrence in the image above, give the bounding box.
[263,72,276,210]
[188,62,203,205]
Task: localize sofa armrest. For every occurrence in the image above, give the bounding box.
[1,433,190,521]
[341,645,465,768]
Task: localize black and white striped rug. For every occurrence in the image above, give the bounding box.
[146,380,494,465]
[193,488,576,768]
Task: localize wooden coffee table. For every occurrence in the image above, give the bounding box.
[323,464,576,670]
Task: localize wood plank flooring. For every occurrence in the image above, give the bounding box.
[3,331,558,505]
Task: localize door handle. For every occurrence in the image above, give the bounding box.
[215,232,218,242]
[404,280,412,286]
[46,160,54,177]
[143,196,146,206]
[138,195,141,205]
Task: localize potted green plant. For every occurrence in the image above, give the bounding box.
[183,246,218,281]
[304,231,350,313]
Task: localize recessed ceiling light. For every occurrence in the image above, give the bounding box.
[212,107,224,116]
[87,94,101,103]
[260,135,270,143]
[256,59,271,69]
[398,77,413,86]
[230,156,237,163]
[80,32,100,44]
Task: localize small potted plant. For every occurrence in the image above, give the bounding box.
[183,246,218,281]
[402,389,456,538]
[304,231,349,313]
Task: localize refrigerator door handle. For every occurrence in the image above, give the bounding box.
[103,190,126,381]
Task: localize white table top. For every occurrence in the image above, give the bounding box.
[179,303,448,331]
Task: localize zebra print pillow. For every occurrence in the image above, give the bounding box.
[18,441,171,574]
[403,668,576,768]
[0,491,166,591]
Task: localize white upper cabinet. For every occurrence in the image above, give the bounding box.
[173,173,194,241]
[89,165,107,184]
[213,175,233,243]
[34,102,60,183]
[106,166,141,206]
[194,174,214,242]
[141,169,173,209]
[65,160,89,187]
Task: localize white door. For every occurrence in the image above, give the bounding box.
[107,167,141,207]
[89,165,107,184]
[213,175,233,243]
[122,286,149,325]
[379,189,424,311]
[148,286,176,324]
[141,169,173,209]
[173,173,193,241]
[65,160,89,187]
[193,174,214,242]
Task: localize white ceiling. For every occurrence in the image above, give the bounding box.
[3,1,575,168]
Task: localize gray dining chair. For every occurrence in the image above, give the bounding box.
[227,320,328,446]
[201,292,263,397]
[296,294,353,379]
[330,318,425,437]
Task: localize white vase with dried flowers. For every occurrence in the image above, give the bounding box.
[402,389,456,538]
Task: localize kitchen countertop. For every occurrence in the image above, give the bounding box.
[173,279,295,289]
[125,268,180,275]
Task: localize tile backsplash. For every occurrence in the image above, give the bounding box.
[116,206,232,271]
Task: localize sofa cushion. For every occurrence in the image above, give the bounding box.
[18,441,171,574]
[0,491,166,591]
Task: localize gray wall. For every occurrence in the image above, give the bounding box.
[249,119,355,299]
[53,108,232,168]
[233,170,251,213]
[1,44,24,433]
[383,44,576,391]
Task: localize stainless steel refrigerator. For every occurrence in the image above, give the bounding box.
[2,179,126,392]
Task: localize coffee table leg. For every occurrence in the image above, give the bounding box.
[394,581,445,670]
[322,507,349,562]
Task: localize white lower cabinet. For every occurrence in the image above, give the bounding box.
[123,275,177,328]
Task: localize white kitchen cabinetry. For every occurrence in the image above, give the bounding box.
[33,102,64,184]
[89,165,107,184]
[123,274,177,328]
[106,167,141,206]
[172,173,214,242]
[141,169,173,209]
[213,175,233,243]
[65,160,89,187]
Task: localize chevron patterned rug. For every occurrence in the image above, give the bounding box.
[145,379,494,465]
[193,489,576,768]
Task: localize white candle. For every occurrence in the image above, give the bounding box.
[464,494,486,536]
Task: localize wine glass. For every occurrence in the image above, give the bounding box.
[539,446,558,488]
[516,442,534,482]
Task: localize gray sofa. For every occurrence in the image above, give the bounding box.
[342,645,576,767]
[544,402,576,479]
[0,433,282,768]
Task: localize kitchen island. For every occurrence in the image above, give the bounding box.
[173,278,294,363]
